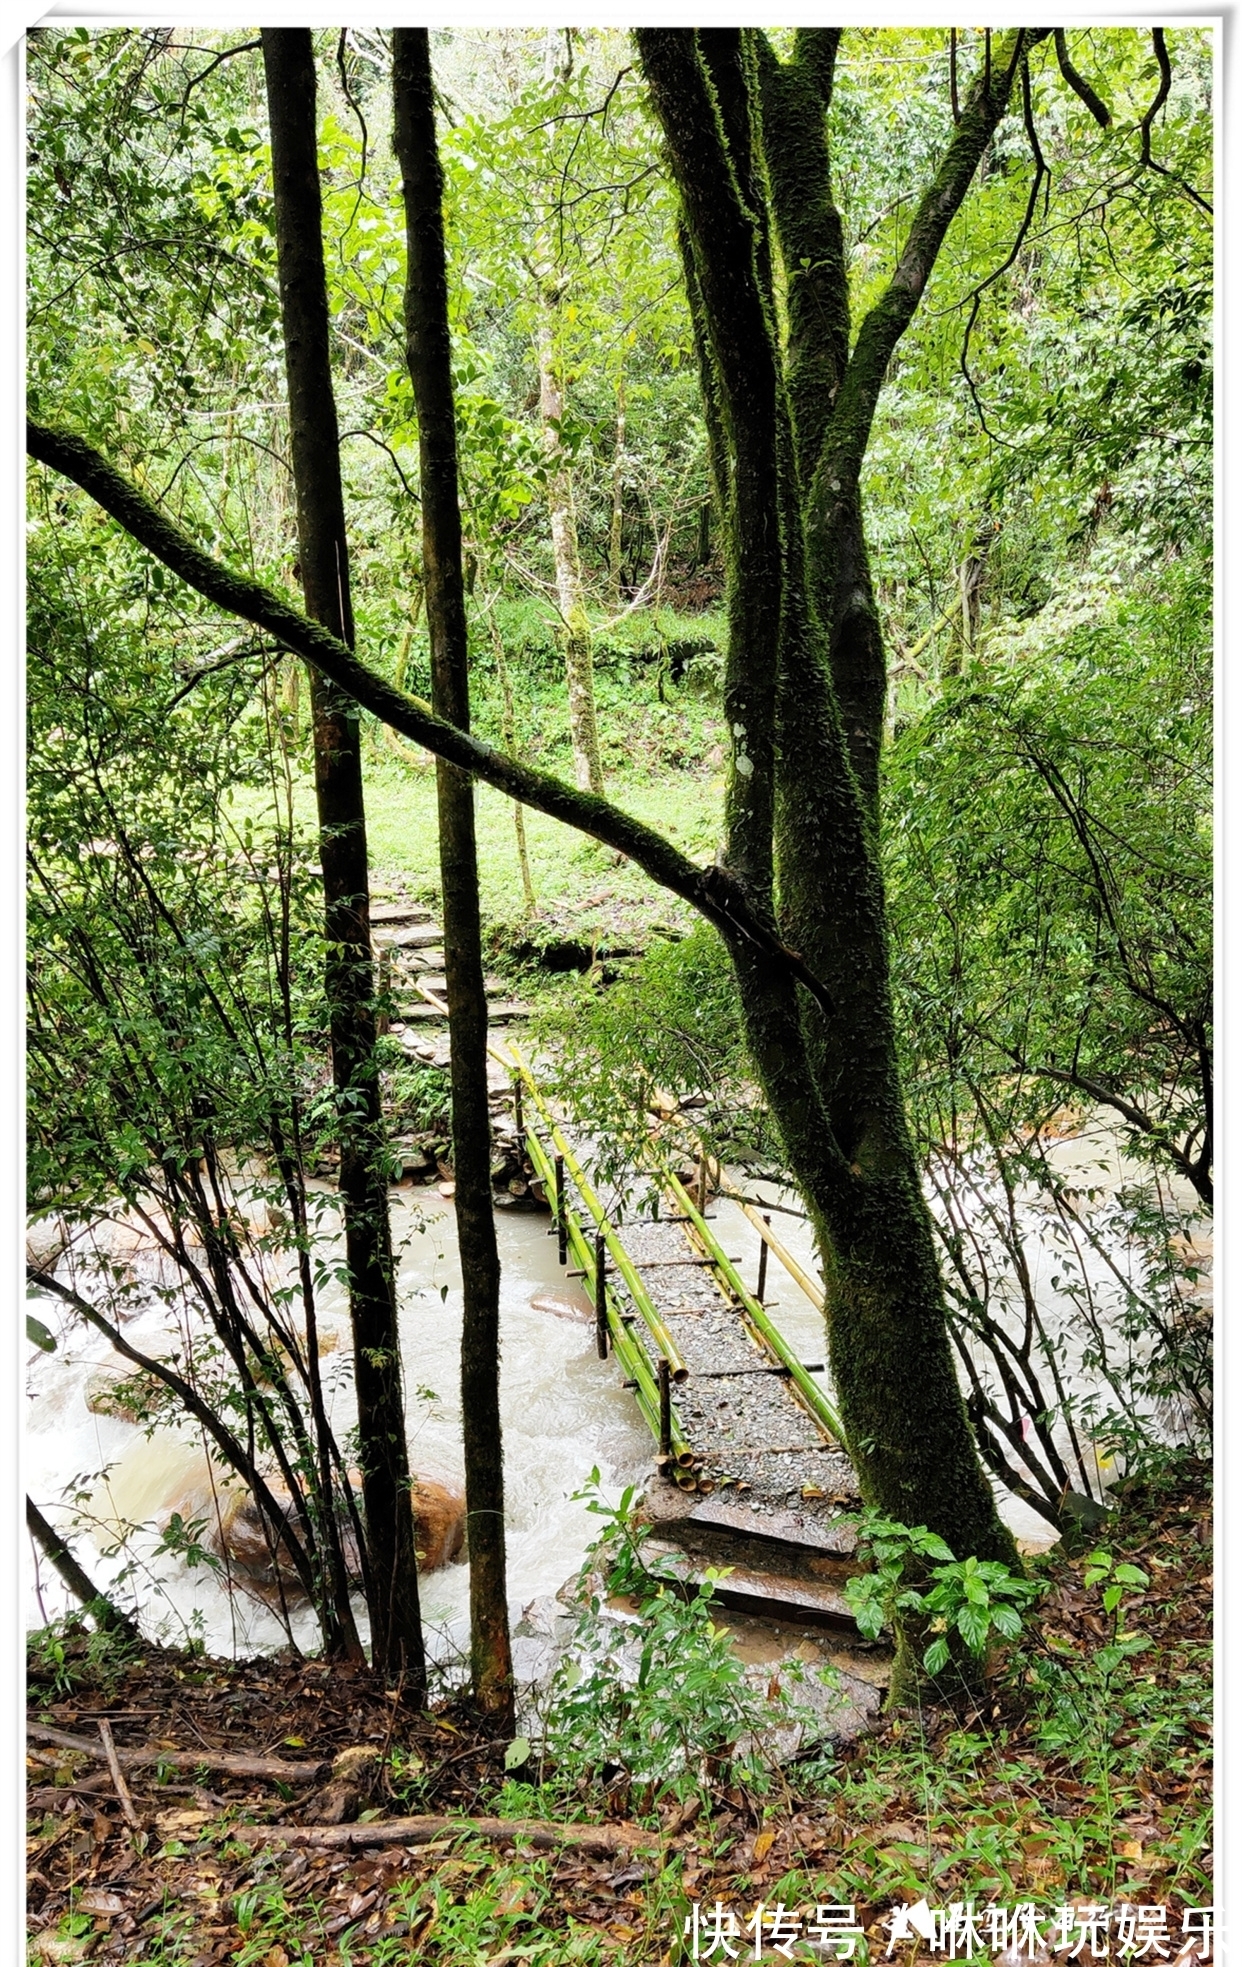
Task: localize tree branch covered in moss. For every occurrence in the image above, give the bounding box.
[26,418,834,1019]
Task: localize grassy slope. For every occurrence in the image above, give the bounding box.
[235,615,729,946]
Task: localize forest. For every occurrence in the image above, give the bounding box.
[24,25,1212,1966]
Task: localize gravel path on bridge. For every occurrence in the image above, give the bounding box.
[603,1203,859,1525]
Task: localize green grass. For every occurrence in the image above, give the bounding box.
[229,620,729,944]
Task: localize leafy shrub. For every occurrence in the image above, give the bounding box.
[538,1474,825,1807]
[845,1512,1044,1679]
[27,1613,141,1706]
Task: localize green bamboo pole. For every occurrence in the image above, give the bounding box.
[736,1199,824,1311]
[522,1120,694,1465]
[660,1165,847,1447]
[668,1121,825,1311]
[510,1057,688,1383]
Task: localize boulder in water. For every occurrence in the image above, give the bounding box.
[216,1471,466,1588]
[529,1289,593,1323]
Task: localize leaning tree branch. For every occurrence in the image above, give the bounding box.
[26,1498,140,1640]
[958,55,1049,444]
[27,419,833,1021]
[1138,28,1212,216]
[30,1266,320,1602]
[1053,28,1111,128]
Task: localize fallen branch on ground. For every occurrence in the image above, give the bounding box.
[98,1718,141,1829]
[230,1813,662,1856]
[27,1722,329,1784]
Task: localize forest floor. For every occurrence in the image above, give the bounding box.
[27,1458,1211,1966]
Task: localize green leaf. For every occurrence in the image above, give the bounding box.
[26,1314,57,1353]
[956,1603,991,1654]
[990,1603,1023,1640]
[923,1635,951,1675]
[504,1736,532,1771]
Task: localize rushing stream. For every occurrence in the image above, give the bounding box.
[27,1117,1198,1659]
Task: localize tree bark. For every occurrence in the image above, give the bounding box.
[636,28,1038,1576]
[392,27,515,1726]
[262,27,425,1692]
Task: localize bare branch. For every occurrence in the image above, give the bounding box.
[1053,28,1111,127]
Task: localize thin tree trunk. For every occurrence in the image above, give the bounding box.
[26,1497,140,1641]
[608,369,626,609]
[536,289,604,795]
[489,605,538,917]
[393,26,515,1726]
[262,27,424,1692]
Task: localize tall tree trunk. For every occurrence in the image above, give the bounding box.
[392,27,515,1726]
[637,28,1043,1584]
[536,287,604,795]
[262,27,425,1692]
[608,370,626,609]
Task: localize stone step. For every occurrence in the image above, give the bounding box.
[642,1538,861,1635]
[371,904,435,926]
[376,922,444,947]
[397,999,532,1023]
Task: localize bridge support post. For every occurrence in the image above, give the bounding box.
[594,1230,609,1359]
[757,1216,770,1304]
[555,1154,566,1264]
[658,1356,672,1462]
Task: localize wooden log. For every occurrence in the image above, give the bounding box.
[229,1813,661,1856]
[27,1722,330,1784]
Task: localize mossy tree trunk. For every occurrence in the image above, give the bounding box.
[635,28,1051,1566]
[393,28,515,1726]
[262,28,426,1690]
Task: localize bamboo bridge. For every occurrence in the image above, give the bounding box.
[371,895,873,1653]
[504,1047,871,1644]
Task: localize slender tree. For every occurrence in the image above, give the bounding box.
[392,26,514,1725]
[262,27,425,1692]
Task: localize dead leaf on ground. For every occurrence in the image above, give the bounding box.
[76,1888,126,1915]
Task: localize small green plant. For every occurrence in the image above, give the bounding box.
[1080,1546,1151,1672]
[845,1513,1044,1677]
[26,1613,140,1706]
[539,1473,823,1808]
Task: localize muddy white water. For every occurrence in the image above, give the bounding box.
[26,1115,1202,1658]
[25,1192,656,1665]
